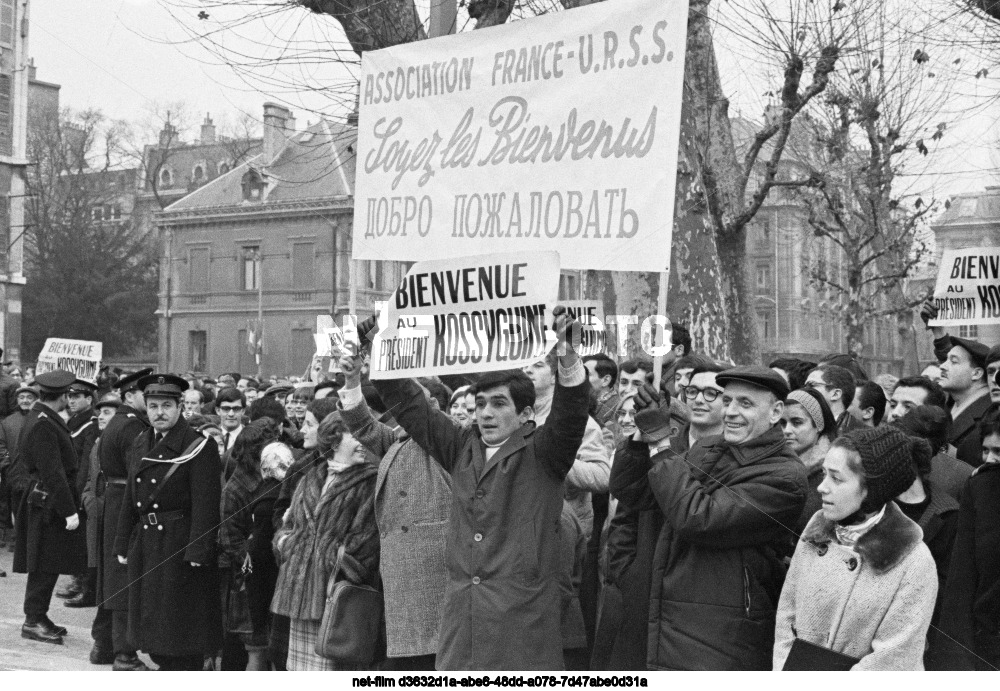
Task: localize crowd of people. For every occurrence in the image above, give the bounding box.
[0,300,997,671]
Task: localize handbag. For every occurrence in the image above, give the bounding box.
[783,638,860,671]
[225,562,254,635]
[314,544,384,664]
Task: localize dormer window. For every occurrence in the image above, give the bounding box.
[241,170,265,202]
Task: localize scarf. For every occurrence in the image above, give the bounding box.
[835,504,886,548]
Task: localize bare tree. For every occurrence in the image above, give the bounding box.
[23,109,159,358]
[795,9,948,357]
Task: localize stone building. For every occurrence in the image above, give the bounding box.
[0,2,34,364]
[155,104,405,375]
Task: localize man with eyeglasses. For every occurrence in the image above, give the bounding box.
[681,363,728,450]
[214,387,246,457]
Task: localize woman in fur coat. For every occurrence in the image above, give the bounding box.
[774,426,938,670]
[270,411,380,671]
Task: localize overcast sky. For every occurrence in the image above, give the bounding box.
[31,0,1000,198]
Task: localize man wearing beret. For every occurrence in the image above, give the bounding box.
[611,366,808,670]
[115,374,223,671]
[12,370,88,644]
[92,368,151,671]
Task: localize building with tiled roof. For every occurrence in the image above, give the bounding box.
[154,103,403,376]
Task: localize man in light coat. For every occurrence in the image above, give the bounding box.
[361,307,590,670]
[338,360,453,671]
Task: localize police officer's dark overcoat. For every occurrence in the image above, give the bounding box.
[13,405,87,574]
[114,416,223,656]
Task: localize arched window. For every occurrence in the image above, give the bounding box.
[241,170,264,201]
[159,167,173,188]
[219,161,230,175]
[193,164,204,182]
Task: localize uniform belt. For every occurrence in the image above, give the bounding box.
[140,509,186,527]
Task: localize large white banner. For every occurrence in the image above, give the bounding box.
[36,338,103,384]
[353,0,687,273]
[930,247,1000,326]
[369,251,559,379]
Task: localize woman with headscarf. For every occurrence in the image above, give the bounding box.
[270,412,380,671]
[773,427,938,670]
[219,420,284,669]
[448,386,471,426]
[781,388,838,533]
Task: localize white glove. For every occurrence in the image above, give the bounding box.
[65,513,80,530]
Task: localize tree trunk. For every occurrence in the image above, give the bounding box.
[685,0,759,364]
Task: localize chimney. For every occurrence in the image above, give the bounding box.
[27,58,36,81]
[159,121,178,149]
[200,113,216,145]
[263,102,293,163]
[347,92,360,127]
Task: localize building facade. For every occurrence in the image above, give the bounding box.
[0,0,32,364]
[156,105,404,376]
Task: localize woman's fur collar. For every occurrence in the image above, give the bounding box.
[801,501,923,574]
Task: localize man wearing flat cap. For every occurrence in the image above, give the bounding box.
[92,368,151,671]
[611,365,808,670]
[12,369,88,645]
[114,374,223,671]
[920,301,995,467]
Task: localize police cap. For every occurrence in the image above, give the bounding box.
[117,368,154,395]
[34,369,77,395]
[138,373,189,400]
[68,379,98,396]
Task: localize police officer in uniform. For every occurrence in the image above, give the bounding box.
[58,379,100,607]
[115,374,223,671]
[91,368,151,670]
[12,370,87,644]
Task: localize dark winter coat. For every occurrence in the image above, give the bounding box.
[13,404,87,574]
[97,405,148,610]
[930,461,1000,670]
[950,393,992,468]
[220,472,282,638]
[270,461,380,621]
[930,452,972,502]
[68,408,99,500]
[592,432,686,671]
[1,408,33,496]
[642,425,807,670]
[373,374,590,671]
[114,417,223,657]
[81,437,103,568]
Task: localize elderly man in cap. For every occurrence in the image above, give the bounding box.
[55,379,101,606]
[612,366,807,670]
[0,381,38,549]
[115,374,223,671]
[94,368,152,671]
[12,370,88,644]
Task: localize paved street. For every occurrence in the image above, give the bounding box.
[0,541,155,671]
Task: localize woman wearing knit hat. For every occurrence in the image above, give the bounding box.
[774,426,938,670]
[781,388,838,533]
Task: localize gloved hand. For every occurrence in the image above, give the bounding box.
[633,383,675,445]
